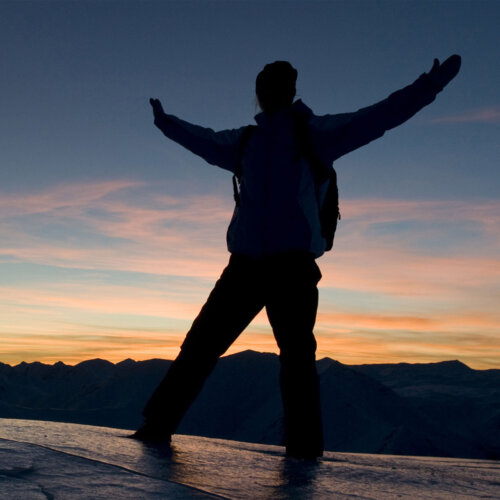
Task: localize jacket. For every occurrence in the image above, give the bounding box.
[153,71,440,258]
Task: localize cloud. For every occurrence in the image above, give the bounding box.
[430,106,500,124]
[317,198,500,303]
[0,285,199,321]
[317,310,500,338]
[0,180,233,278]
[0,180,143,217]
[338,198,500,236]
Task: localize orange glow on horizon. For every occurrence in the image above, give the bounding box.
[1,324,498,370]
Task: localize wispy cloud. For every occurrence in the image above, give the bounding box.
[0,180,143,217]
[430,106,500,124]
[0,180,232,278]
[319,197,500,297]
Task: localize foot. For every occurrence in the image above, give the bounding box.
[129,423,172,444]
[286,451,322,460]
[286,444,323,460]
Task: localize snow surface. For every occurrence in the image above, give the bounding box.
[0,418,499,499]
[0,439,214,499]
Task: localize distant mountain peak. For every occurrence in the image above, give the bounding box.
[116,358,136,368]
[415,359,473,375]
[224,350,277,360]
[437,360,469,368]
[74,358,115,369]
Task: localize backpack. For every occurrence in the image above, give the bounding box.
[233,118,340,252]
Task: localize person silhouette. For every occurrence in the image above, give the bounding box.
[133,56,461,458]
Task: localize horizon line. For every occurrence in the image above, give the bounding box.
[3,349,494,371]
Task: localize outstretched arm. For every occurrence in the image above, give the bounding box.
[312,55,461,162]
[149,98,245,173]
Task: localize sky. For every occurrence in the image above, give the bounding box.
[0,0,499,368]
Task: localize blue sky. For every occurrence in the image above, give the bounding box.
[0,0,499,367]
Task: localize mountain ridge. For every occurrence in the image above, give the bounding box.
[0,350,498,459]
[4,352,495,373]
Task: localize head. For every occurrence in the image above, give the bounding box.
[256,61,297,113]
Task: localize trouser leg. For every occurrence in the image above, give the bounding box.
[142,255,264,434]
[265,254,323,457]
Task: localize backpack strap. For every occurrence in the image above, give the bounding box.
[233,125,256,206]
[293,115,329,184]
[293,114,340,251]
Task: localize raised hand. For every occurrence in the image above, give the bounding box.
[427,54,461,92]
[149,98,165,119]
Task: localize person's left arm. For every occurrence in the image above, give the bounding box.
[310,55,461,163]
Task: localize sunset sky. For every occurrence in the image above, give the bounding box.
[1,0,499,368]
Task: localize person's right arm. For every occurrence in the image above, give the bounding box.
[150,98,245,173]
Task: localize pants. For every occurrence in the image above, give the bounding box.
[143,252,324,456]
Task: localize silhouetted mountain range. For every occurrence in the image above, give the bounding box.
[0,351,498,459]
